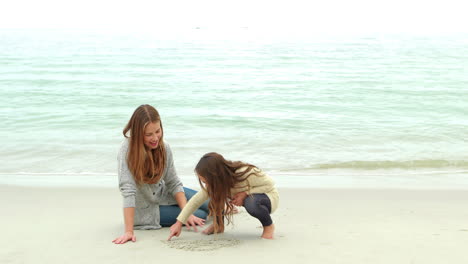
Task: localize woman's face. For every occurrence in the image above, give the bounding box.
[143,121,162,149]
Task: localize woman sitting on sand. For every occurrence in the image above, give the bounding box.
[113,104,208,244]
[168,152,279,240]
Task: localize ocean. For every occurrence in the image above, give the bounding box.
[1,29,467,188]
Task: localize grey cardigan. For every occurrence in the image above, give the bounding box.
[117,139,184,230]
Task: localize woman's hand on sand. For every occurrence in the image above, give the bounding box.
[112,231,136,244]
[230,191,248,206]
[168,221,183,241]
[185,215,205,231]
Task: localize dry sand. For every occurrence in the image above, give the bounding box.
[1,185,468,264]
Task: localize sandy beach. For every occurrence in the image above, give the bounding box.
[1,185,468,264]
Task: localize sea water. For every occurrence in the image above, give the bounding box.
[1,29,467,188]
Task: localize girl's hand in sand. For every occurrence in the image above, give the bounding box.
[231,191,248,206]
[186,215,205,231]
[202,224,215,235]
[112,231,136,244]
[202,224,224,235]
[168,221,183,241]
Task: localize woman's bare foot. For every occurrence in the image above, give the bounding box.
[261,224,275,239]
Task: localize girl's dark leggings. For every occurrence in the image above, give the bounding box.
[243,193,273,226]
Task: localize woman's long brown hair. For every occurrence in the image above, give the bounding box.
[123,104,166,185]
[195,152,261,233]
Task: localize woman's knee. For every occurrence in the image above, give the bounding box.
[193,209,208,220]
[183,187,197,199]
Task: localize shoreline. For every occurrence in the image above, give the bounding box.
[1,168,468,189]
[2,185,468,263]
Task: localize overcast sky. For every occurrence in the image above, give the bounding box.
[0,0,466,34]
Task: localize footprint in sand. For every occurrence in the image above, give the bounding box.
[163,239,241,251]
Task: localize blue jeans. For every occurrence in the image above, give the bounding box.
[243,193,273,226]
[159,187,209,227]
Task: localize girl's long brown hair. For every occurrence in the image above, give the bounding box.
[195,152,261,233]
[123,104,166,185]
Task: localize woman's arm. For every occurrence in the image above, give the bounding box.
[174,191,187,209]
[167,192,192,241]
[113,207,136,244]
[118,139,137,208]
[163,143,184,196]
[114,140,138,244]
[123,207,135,234]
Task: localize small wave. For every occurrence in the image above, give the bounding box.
[0,172,116,176]
[313,159,468,170]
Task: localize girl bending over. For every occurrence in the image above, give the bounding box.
[168,152,279,240]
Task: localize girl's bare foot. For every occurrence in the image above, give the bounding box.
[261,224,275,239]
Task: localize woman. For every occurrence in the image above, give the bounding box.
[113,104,208,244]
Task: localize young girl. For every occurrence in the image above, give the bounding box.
[113,104,208,244]
[168,152,279,240]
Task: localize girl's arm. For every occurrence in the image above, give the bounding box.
[174,191,205,230]
[168,220,183,240]
[176,190,209,224]
[246,171,275,194]
[167,190,209,240]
